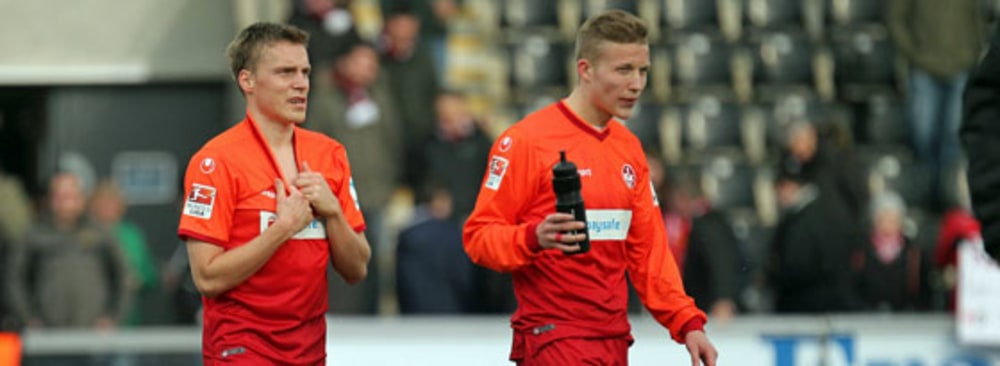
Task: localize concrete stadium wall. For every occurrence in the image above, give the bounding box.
[0,0,236,83]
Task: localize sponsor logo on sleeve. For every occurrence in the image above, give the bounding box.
[183,184,216,219]
[199,157,216,174]
[484,155,509,190]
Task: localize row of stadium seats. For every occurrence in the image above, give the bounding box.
[653,147,962,221]
[504,90,907,161]
[502,26,898,103]
[492,0,890,36]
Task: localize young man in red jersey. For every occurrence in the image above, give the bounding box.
[178,22,371,364]
[464,10,718,365]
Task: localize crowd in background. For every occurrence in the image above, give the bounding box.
[0,0,995,333]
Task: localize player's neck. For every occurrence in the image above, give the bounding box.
[564,90,610,129]
[247,107,294,149]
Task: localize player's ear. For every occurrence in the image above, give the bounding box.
[577,58,592,84]
[238,69,255,94]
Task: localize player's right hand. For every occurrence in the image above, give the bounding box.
[275,179,314,235]
[536,213,587,253]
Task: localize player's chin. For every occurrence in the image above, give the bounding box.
[286,110,307,124]
[613,105,636,120]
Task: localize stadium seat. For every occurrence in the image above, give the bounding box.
[827,0,886,26]
[659,95,747,163]
[693,153,758,211]
[856,146,933,210]
[582,0,639,20]
[680,96,744,152]
[744,0,805,30]
[500,0,561,29]
[661,0,720,32]
[663,33,739,100]
[624,102,665,153]
[747,30,817,96]
[830,26,899,101]
[504,35,570,91]
[855,92,908,147]
[759,91,852,148]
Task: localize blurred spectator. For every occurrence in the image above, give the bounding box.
[659,164,746,322]
[380,0,459,79]
[161,242,202,325]
[288,0,361,67]
[961,21,1000,263]
[779,120,866,219]
[767,168,862,313]
[0,165,32,332]
[0,164,33,246]
[306,42,402,314]
[378,4,442,188]
[6,172,129,329]
[934,207,981,312]
[889,0,986,209]
[88,179,159,326]
[852,192,931,312]
[396,182,475,314]
[416,91,492,221]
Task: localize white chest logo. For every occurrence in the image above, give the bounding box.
[260,211,327,239]
[621,164,637,189]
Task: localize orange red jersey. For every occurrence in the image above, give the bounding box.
[464,101,706,352]
[178,116,365,365]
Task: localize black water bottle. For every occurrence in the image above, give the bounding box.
[552,150,589,255]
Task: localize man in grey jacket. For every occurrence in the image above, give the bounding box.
[5,172,129,329]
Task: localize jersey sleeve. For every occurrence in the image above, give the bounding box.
[462,131,543,272]
[625,155,707,343]
[177,150,236,246]
[333,146,366,233]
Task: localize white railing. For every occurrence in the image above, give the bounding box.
[19,315,1000,365]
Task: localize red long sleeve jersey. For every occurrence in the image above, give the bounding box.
[463,101,706,346]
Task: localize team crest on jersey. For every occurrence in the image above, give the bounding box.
[485,155,509,190]
[498,136,513,152]
[183,183,216,219]
[621,164,637,189]
[199,157,216,174]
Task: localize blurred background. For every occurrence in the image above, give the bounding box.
[1,0,1000,364]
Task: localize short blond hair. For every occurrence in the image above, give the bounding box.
[226,22,310,81]
[574,10,649,62]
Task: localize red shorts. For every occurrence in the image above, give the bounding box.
[514,336,630,366]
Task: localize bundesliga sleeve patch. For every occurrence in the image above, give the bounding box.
[183,183,216,219]
[484,155,509,190]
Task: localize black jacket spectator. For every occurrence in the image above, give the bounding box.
[961,26,1000,262]
[683,210,748,314]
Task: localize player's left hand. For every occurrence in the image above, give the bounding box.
[295,161,342,218]
[684,330,717,366]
